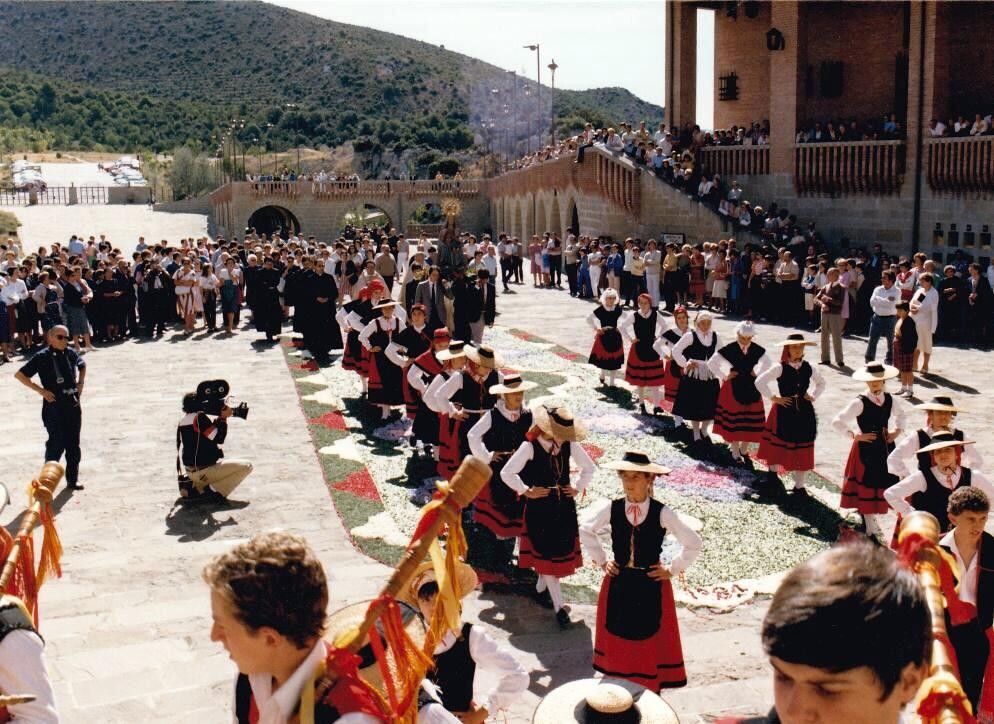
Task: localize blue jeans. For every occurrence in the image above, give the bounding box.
[866,314,896,364]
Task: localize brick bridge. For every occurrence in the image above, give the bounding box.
[208,146,729,243]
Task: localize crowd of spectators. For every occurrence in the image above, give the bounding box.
[928,113,994,137]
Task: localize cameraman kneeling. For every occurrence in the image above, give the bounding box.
[178,385,252,500]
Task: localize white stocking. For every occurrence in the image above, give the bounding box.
[673,415,684,426]
[637,386,646,403]
[608,370,617,387]
[864,514,884,539]
[544,575,564,611]
[702,420,713,437]
[380,405,389,419]
[792,470,807,489]
[535,576,547,593]
[691,420,702,440]
[361,377,369,393]
[729,441,742,458]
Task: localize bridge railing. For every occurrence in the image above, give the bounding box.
[793,140,905,195]
[697,145,770,177]
[925,135,994,192]
[236,178,483,200]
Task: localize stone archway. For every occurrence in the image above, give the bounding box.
[536,197,547,237]
[513,202,523,239]
[341,203,393,232]
[247,205,301,238]
[566,197,580,235]
[525,197,535,239]
[549,196,562,237]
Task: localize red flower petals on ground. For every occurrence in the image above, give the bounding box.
[331,469,381,502]
[309,411,348,430]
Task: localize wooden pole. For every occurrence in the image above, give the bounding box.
[0,462,63,594]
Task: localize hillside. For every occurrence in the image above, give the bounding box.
[0,1,663,171]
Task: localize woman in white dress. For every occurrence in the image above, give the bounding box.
[172,257,198,333]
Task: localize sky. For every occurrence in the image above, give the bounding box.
[264,0,716,126]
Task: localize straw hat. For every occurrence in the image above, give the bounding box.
[917,430,975,454]
[603,450,671,476]
[465,344,501,369]
[915,395,963,413]
[532,679,678,724]
[489,373,538,395]
[533,405,587,442]
[852,362,899,382]
[773,332,817,347]
[325,599,426,691]
[436,340,467,361]
[372,299,398,310]
[397,559,479,609]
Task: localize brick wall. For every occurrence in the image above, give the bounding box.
[713,1,772,131]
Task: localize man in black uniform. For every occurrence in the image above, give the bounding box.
[14,325,86,490]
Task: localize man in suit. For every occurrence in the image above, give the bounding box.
[815,267,846,367]
[413,265,450,333]
[468,269,497,344]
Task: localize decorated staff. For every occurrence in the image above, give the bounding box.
[467,374,538,571]
[834,363,905,541]
[500,405,595,629]
[580,450,700,693]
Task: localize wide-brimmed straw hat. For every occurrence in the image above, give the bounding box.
[436,340,466,361]
[532,679,678,724]
[397,559,479,609]
[852,362,899,382]
[917,430,975,454]
[773,332,817,347]
[372,299,398,310]
[533,404,586,442]
[465,344,501,369]
[915,395,962,413]
[325,599,426,692]
[490,373,538,395]
[603,450,671,475]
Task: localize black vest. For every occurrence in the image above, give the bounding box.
[633,310,659,356]
[453,371,497,411]
[519,440,571,489]
[717,342,766,404]
[610,498,667,568]
[234,673,342,724]
[856,394,892,433]
[483,408,533,454]
[917,428,965,472]
[429,623,476,713]
[777,361,812,398]
[683,330,717,362]
[911,467,973,533]
[0,598,38,645]
[593,305,623,328]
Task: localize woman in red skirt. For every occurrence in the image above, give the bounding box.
[755,333,826,494]
[833,363,905,541]
[501,405,595,629]
[708,320,771,462]
[586,288,625,387]
[579,449,701,692]
[358,299,407,420]
[648,305,690,421]
[621,293,666,414]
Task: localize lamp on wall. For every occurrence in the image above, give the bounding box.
[767,28,785,51]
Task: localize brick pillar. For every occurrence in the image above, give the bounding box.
[768,1,801,175]
[923,1,948,123]
[666,0,697,127]
[903,0,926,197]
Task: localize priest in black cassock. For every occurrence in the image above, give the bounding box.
[253,257,284,342]
[306,262,339,365]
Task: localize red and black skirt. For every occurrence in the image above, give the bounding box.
[756,402,816,472]
[436,411,482,481]
[367,351,405,406]
[402,374,419,418]
[660,360,682,411]
[593,570,686,691]
[473,461,524,539]
[713,381,766,443]
[342,331,370,376]
[625,344,666,387]
[518,489,582,576]
[589,329,625,371]
[840,439,897,514]
[412,401,441,446]
[893,338,914,373]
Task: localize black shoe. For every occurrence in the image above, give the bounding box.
[67,482,84,491]
[556,607,575,629]
[532,588,554,609]
[791,487,810,498]
[639,402,648,415]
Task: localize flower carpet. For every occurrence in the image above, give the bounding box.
[282,326,847,608]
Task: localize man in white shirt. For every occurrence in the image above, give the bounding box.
[653,123,667,146]
[865,270,901,365]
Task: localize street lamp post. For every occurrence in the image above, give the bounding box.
[524,44,541,148]
[547,59,558,145]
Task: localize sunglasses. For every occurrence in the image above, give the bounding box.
[52,334,69,340]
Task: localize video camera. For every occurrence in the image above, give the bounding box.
[182,379,249,419]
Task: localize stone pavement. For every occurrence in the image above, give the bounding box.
[2,277,990,723]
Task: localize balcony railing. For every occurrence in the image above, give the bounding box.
[793,140,905,195]
[241,178,482,199]
[925,135,994,192]
[697,145,770,177]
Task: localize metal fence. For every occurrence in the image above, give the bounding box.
[0,186,110,206]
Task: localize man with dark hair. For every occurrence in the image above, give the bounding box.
[866,270,900,365]
[720,542,930,723]
[941,486,994,711]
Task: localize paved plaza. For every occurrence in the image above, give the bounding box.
[2,247,992,722]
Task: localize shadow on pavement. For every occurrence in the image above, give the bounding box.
[164,497,247,542]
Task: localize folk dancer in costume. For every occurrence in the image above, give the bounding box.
[620,293,666,415]
[586,288,625,387]
[406,329,452,458]
[359,300,408,420]
[339,286,374,391]
[892,300,917,398]
[204,532,389,724]
[833,363,905,541]
[707,320,770,462]
[385,304,432,422]
[884,431,994,534]
[887,395,984,479]
[670,311,721,444]
[754,333,826,495]
[0,585,58,722]
[402,562,528,722]
[939,487,994,715]
[501,405,595,629]
[425,345,500,481]
[649,304,690,425]
[579,450,701,693]
[714,542,930,724]
[467,374,538,571]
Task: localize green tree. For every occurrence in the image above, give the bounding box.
[168,146,215,199]
[32,82,56,120]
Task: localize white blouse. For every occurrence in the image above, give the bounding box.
[500,437,595,495]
